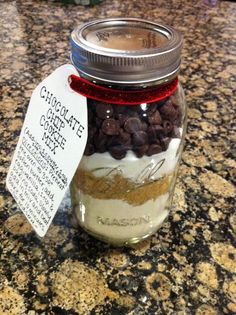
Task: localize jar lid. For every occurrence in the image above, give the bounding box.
[71,18,182,85]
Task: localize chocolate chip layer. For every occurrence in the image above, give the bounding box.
[86,97,182,160]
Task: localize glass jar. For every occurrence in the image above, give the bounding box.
[69,18,187,246]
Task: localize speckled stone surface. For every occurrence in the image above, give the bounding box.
[0,0,236,314]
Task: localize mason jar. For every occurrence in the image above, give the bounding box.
[69,18,187,246]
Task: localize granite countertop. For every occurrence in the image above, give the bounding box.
[0,0,236,314]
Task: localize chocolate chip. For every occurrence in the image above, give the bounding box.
[134,145,149,158]
[171,99,179,109]
[147,125,165,142]
[147,126,157,141]
[159,100,177,121]
[141,122,148,131]
[147,144,163,156]
[148,111,162,125]
[160,137,171,151]
[95,117,103,127]
[107,130,131,147]
[118,130,131,145]
[163,120,174,135]
[102,118,120,135]
[84,143,95,156]
[174,107,183,126]
[109,145,127,160]
[132,131,148,146]
[154,125,165,138]
[106,136,118,147]
[124,117,142,134]
[96,103,114,119]
[94,130,108,153]
[117,114,129,127]
[88,126,97,141]
[154,138,161,145]
[146,103,157,115]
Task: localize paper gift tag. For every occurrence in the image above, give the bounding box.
[6,64,88,237]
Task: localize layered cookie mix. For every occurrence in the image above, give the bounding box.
[70,96,184,244]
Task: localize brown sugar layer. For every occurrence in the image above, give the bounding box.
[73,170,173,206]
